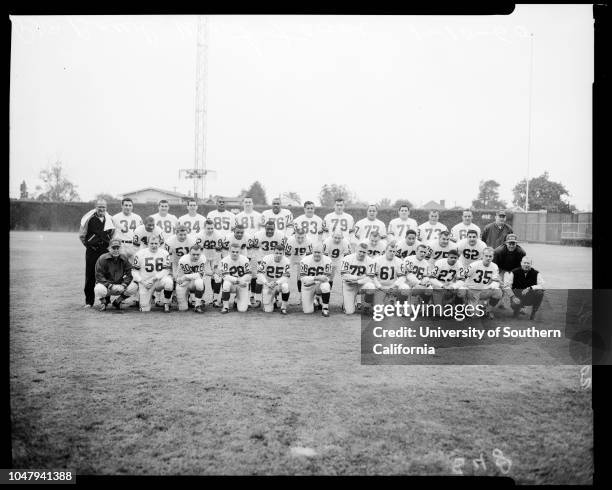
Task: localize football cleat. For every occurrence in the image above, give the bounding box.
[163,304,171,313]
[321,309,330,317]
[194,305,204,314]
[280,307,288,315]
[221,307,230,314]
[249,296,257,306]
[83,304,92,309]
[211,299,221,308]
[251,300,261,308]
[112,298,123,310]
[97,303,107,312]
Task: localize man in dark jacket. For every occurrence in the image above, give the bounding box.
[94,238,138,310]
[482,210,514,249]
[79,200,115,307]
[503,256,545,320]
[493,233,527,284]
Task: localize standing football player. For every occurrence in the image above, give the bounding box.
[219,242,251,313]
[450,209,481,242]
[151,200,178,236]
[133,216,165,250]
[207,197,237,234]
[461,247,502,318]
[395,229,421,259]
[175,244,207,313]
[285,228,313,300]
[257,244,291,314]
[322,198,355,241]
[194,219,224,307]
[340,242,377,314]
[429,248,465,305]
[404,243,433,304]
[372,242,410,305]
[322,230,352,292]
[111,198,143,260]
[250,220,286,307]
[387,204,418,241]
[235,197,263,307]
[178,199,206,236]
[261,197,294,235]
[354,204,387,243]
[293,201,324,243]
[300,243,333,316]
[457,229,488,269]
[131,235,174,312]
[417,210,449,243]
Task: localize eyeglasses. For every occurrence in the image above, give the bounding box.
[111,246,121,250]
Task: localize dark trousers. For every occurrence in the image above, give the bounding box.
[84,248,106,305]
[511,288,544,312]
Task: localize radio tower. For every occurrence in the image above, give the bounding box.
[180,15,216,201]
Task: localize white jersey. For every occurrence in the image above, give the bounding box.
[387,217,418,240]
[365,239,387,257]
[250,230,286,258]
[261,209,294,234]
[221,233,249,257]
[374,255,406,287]
[235,210,262,236]
[112,212,143,243]
[431,258,464,284]
[450,222,481,242]
[457,238,488,267]
[464,260,500,289]
[194,230,224,262]
[340,253,376,279]
[354,218,387,241]
[177,254,206,279]
[395,240,421,259]
[285,236,313,263]
[220,254,251,278]
[427,241,454,267]
[322,237,352,263]
[300,255,333,277]
[293,214,324,242]
[132,225,165,249]
[151,213,178,236]
[417,221,449,242]
[132,247,171,282]
[165,234,196,273]
[207,209,236,234]
[178,213,206,235]
[405,256,431,281]
[323,212,355,239]
[257,254,291,280]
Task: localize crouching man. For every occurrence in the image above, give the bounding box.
[176,244,207,313]
[132,236,174,312]
[372,241,410,305]
[340,242,377,314]
[503,256,545,320]
[257,245,291,314]
[94,238,138,310]
[300,244,333,317]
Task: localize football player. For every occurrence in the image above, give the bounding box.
[178,199,206,236]
[111,198,143,260]
[194,219,224,307]
[151,200,178,236]
[372,242,410,305]
[322,198,355,240]
[365,231,387,257]
[395,229,421,259]
[450,209,481,242]
[165,225,196,275]
[219,242,251,313]
[404,243,433,304]
[427,230,453,267]
[235,197,262,236]
[387,204,418,241]
[131,235,174,312]
[257,244,291,314]
[261,197,294,235]
[221,224,249,258]
[417,210,448,243]
[354,204,387,243]
[133,216,165,250]
[250,220,287,306]
[176,244,206,313]
[285,228,313,299]
[457,229,488,268]
[93,238,139,310]
[293,201,324,242]
[429,248,465,305]
[322,230,352,291]
[340,242,377,314]
[461,247,502,318]
[207,197,237,234]
[300,243,333,316]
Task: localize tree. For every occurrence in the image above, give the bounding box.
[243,181,267,205]
[93,193,121,204]
[19,180,28,199]
[282,192,301,205]
[35,162,80,202]
[472,179,506,209]
[512,172,574,213]
[377,198,392,209]
[392,199,414,209]
[319,184,357,207]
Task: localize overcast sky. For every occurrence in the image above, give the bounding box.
[10,6,593,210]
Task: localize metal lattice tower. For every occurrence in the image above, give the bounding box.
[180,15,215,201]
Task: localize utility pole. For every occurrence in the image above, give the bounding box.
[525,33,534,211]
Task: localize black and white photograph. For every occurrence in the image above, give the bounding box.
[9,6,597,483]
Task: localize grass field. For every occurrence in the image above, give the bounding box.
[9,232,593,482]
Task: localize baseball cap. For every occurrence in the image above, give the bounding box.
[109,238,122,248]
[505,234,518,243]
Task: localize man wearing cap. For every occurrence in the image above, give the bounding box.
[493,233,526,285]
[503,256,545,320]
[79,199,116,308]
[481,211,514,249]
[94,238,138,310]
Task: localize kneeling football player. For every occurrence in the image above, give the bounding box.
[340,242,377,314]
[300,244,333,316]
[372,241,410,305]
[131,236,174,312]
[94,238,139,310]
[219,242,251,313]
[176,244,207,313]
[257,244,291,314]
[404,243,433,305]
[429,248,465,306]
[462,247,503,319]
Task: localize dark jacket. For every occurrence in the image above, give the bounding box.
[510,266,540,289]
[95,253,133,288]
[79,211,115,251]
[482,222,513,249]
[493,244,526,272]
